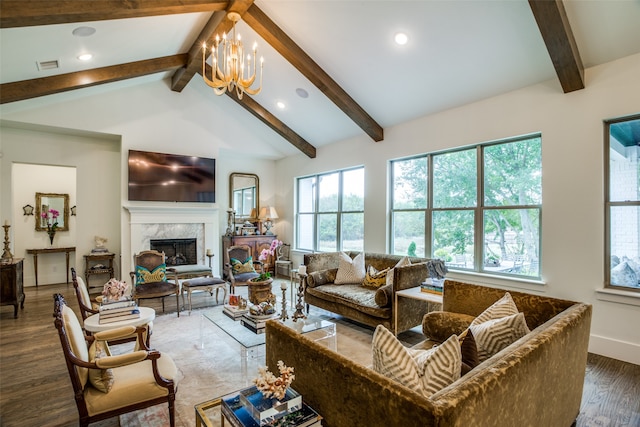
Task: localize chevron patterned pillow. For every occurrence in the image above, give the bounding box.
[469,312,530,361]
[470,292,519,326]
[372,325,461,398]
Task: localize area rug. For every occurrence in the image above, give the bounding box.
[115,284,422,427]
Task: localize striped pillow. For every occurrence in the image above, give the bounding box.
[469,312,530,361]
[335,252,366,284]
[470,292,519,326]
[372,325,461,398]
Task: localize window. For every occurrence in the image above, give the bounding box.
[606,114,640,291]
[390,135,542,279]
[295,167,364,252]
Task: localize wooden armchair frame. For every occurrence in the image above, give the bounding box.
[129,250,180,316]
[53,294,176,427]
[225,244,263,294]
[71,267,150,347]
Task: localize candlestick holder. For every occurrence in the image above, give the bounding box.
[292,273,307,322]
[2,224,14,261]
[279,284,289,322]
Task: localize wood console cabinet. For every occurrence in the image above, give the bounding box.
[222,235,277,278]
[1,259,25,318]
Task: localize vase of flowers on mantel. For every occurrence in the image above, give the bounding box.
[42,209,60,247]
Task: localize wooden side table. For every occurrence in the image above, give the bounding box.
[84,252,115,289]
[393,286,443,336]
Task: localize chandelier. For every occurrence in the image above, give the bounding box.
[201,12,263,99]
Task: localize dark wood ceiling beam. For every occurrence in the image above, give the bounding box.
[222,77,316,158]
[0,1,228,28]
[528,0,584,93]
[171,0,254,92]
[0,54,187,104]
[243,4,384,142]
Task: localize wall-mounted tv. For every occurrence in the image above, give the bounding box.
[128,149,215,203]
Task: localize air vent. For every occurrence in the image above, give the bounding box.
[36,60,60,71]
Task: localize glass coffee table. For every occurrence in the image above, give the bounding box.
[203,310,337,360]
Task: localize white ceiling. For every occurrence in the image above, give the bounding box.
[1,1,640,158]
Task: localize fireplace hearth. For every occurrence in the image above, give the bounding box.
[150,238,197,266]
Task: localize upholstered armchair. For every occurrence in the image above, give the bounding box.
[225,245,263,294]
[71,268,151,347]
[129,250,180,316]
[53,294,178,427]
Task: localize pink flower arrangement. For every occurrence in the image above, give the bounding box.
[102,278,131,302]
[259,239,283,261]
[41,209,60,233]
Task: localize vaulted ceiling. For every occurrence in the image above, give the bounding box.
[2,1,640,159]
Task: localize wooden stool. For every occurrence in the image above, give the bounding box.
[181,277,227,313]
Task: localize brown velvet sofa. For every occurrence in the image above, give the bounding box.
[266,280,592,427]
[303,252,446,334]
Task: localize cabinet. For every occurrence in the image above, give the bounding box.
[1,259,25,318]
[222,235,277,278]
[84,253,115,290]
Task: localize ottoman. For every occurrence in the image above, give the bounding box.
[182,277,227,313]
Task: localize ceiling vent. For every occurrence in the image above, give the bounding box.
[36,60,60,71]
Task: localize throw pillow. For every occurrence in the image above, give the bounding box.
[459,329,479,376]
[88,341,114,393]
[231,257,257,274]
[335,252,366,284]
[372,325,461,398]
[469,312,530,361]
[470,292,520,327]
[386,256,412,287]
[135,263,167,285]
[363,265,390,289]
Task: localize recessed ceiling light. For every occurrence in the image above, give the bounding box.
[295,88,309,99]
[394,32,408,46]
[78,53,93,61]
[276,101,286,109]
[72,26,96,37]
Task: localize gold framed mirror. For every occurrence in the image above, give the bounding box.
[35,192,70,231]
[229,173,259,220]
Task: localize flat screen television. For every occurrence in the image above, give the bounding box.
[128,149,215,203]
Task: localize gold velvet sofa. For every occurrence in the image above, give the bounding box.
[266,280,592,427]
[303,252,445,334]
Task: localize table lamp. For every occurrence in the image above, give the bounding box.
[259,206,278,235]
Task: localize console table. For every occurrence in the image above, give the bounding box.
[26,247,76,286]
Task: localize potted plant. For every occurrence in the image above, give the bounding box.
[248,271,274,304]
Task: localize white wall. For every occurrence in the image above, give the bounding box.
[277,53,640,365]
[0,124,121,286]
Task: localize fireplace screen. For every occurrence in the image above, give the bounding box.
[150,238,197,266]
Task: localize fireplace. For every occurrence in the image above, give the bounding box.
[150,238,197,266]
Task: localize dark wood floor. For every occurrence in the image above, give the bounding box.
[1,282,639,427]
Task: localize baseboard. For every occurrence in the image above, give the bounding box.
[589,334,640,365]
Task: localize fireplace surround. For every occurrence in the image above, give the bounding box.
[124,206,220,278]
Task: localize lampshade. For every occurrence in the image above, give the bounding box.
[259,206,279,220]
[250,208,257,218]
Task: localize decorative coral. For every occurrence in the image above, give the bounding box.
[253,360,295,401]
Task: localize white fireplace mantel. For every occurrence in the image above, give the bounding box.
[123,205,220,275]
[124,205,217,224]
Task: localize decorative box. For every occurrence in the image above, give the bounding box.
[239,386,302,426]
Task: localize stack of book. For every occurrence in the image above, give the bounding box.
[221,386,322,427]
[98,299,140,324]
[240,314,276,334]
[420,281,443,295]
[223,304,250,320]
